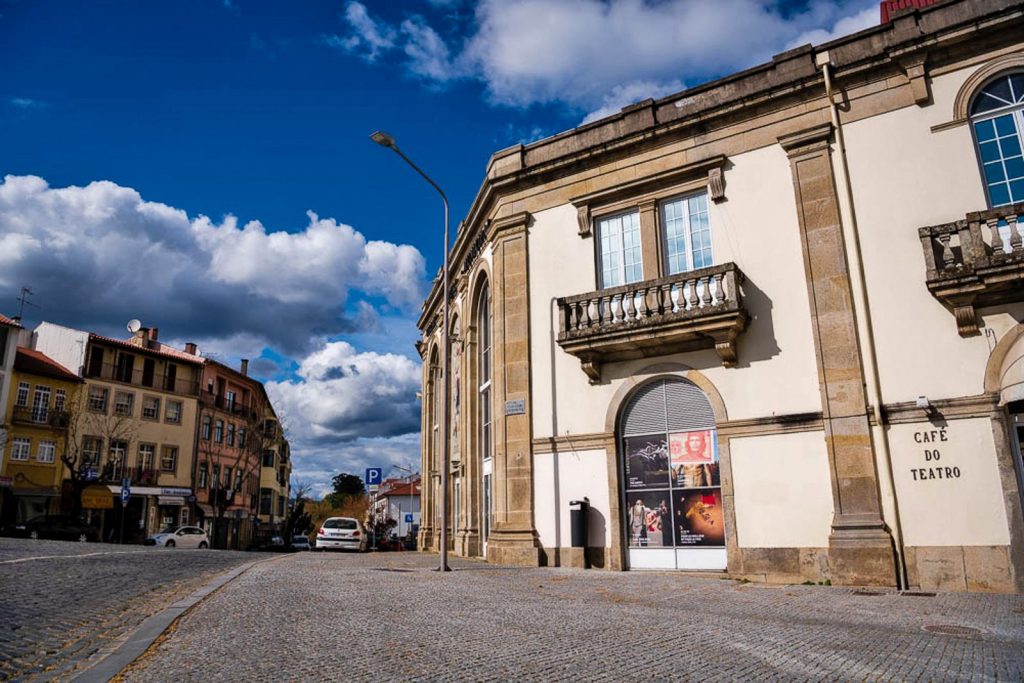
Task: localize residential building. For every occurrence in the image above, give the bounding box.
[416,0,1024,593]
[257,412,291,540]
[194,358,279,549]
[371,475,421,539]
[0,348,83,524]
[34,322,202,542]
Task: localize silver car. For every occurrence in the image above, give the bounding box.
[315,517,367,552]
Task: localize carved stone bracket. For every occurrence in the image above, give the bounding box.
[576,204,591,237]
[708,167,726,202]
[710,330,739,367]
[953,300,980,337]
[580,357,601,385]
[898,53,930,106]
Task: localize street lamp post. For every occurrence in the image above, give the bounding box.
[371,130,451,572]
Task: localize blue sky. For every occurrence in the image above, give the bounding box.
[0,0,878,494]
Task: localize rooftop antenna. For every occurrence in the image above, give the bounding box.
[16,286,39,320]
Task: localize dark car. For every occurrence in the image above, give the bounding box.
[10,515,100,542]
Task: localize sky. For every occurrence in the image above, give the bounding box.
[0,0,880,496]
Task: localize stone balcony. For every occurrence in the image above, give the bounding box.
[919,202,1024,336]
[556,262,748,383]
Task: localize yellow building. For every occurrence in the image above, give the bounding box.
[257,410,291,538]
[0,348,83,524]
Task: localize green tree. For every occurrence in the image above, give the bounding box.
[327,472,364,507]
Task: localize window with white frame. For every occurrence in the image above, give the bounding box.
[161,445,178,473]
[83,437,102,466]
[88,386,108,412]
[37,440,56,464]
[109,440,128,467]
[478,283,492,464]
[661,192,713,275]
[31,386,51,423]
[11,437,31,461]
[227,423,235,447]
[138,443,155,471]
[199,463,209,489]
[142,396,160,420]
[114,391,134,417]
[166,400,183,424]
[972,72,1024,207]
[54,388,66,412]
[215,420,224,443]
[596,211,643,288]
[15,382,29,407]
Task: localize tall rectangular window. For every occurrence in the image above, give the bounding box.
[199,463,209,489]
[142,396,160,420]
[138,443,155,471]
[54,389,66,412]
[87,347,104,377]
[263,450,275,467]
[975,113,1024,207]
[11,437,31,461]
[114,391,134,417]
[661,193,712,275]
[88,386,108,412]
[37,440,56,464]
[31,386,51,423]
[223,466,232,488]
[201,414,212,439]
[15,382,29,407]
[115,353,135,383]
[142,358,155,387]
[214,420,224,443]
[166,400,183,424]
[226,423,235,447]
[83,437,102,466]
[596,211,643,288]
[160,446,178,473]
[164,364,178,392]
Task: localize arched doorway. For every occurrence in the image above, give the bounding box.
[619,377,726,570]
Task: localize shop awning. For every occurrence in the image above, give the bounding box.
[157,496,186,506]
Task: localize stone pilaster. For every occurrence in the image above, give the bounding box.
[485,211,542,566]
[779,124,897,587]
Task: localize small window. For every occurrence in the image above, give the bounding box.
[142,358,156,387]
[214,420,224,443]
[263,450,275,467]
[160,446,178,473]
[234,470,243,492]
[108,440,128,466]
[15,382,29,407]
[83,437,103,466]
[37,440,56,464]
[88,387,109,412]
[115,354,135,383]
[114,391,134,417]
[199,463,208,489]
[11,437,31,461]
[201,414,212,439]
[223,466,232,488]
[238,428,247,449]
[166,400,183,424]
[971,73,1024,207]
[226,423,235,447]
[54,389,66,412]
[596,211,643,288]
[142,396,160,420]
[164,364,178,392]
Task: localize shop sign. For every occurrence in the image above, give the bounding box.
[910,427,961,482]
[159,487,192,496]
[0,476,12,488]
[82,485,114,510]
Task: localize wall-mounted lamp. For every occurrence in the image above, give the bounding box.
[916,395,938,416]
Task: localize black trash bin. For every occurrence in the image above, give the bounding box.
[569,497,590,568]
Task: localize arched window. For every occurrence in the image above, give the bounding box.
[971,73,1024,207]
[477,282,493,543]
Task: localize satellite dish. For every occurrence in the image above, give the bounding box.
[127,319,142,334]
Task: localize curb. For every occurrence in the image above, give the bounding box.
[71,554,290,683]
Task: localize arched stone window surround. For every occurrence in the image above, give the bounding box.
[953,53,1024,123]
[965,67,1024,208]
[600,363,738,572]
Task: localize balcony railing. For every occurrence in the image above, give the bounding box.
[919,202,1024,336]
[556,262,748,383]
[84,361,200,395]
[199,391,260,421]
[10,406,70,429]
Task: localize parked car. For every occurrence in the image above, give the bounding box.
[291,535,311,551]
[145,526,210,549]
[315,517,367,552]
[7,515,99,542]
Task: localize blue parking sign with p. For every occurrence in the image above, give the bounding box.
[366,468,382,487]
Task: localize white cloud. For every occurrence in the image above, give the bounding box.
[0,174,426,355]
[10,97,48,109]
[331,0,880,122]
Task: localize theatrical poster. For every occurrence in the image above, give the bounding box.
[669,429,720,489]
[673,488,725,547]
[625,491,673,548]
[623,436,670,490]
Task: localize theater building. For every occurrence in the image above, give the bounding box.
[416,0,1024,592]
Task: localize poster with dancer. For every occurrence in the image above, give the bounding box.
[623,436,670,490]
[625,491,673,548]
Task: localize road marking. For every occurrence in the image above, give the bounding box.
[0,550,151,565]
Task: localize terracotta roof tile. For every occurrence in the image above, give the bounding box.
[14,347,83,383]
[0,314,22,328]
[89,333,203,365]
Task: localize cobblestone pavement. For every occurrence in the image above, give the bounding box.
[122,552,1024,682]
[0,538,258,681]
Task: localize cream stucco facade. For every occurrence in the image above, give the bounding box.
[417,0,1024,592]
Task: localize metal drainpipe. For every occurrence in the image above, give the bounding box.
[820,53,908,590]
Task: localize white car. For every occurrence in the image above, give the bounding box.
[315,517,367,552]
[147,526,210,549]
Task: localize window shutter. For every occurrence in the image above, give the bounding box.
[622,378,715,437]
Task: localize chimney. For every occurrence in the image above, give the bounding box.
[147,327,159,349]
[240,359,249,376]
[185,342,197,355]
[132,328,147,347]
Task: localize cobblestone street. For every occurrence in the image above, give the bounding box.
[121,551,1024,682]
[0,538,257,681]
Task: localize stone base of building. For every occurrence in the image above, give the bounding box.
[417,527,435,552]
[827,527,898,587]
[539,547,610,569]
[454,530,482,557]
[730,547,831,584]
[486,529,542,566]
[906,545,1020,593]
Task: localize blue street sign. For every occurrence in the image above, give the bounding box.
[405,513,414,524]
[120,479,131,505]
[365,468,382,487]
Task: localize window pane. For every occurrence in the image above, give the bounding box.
[985,161,1006,184]
[974,118,996,141]
[662,198,689,275]
[995,112,1017,137]
[1001,135,1023,158]
[980,140,1001,162]
[1010,179,1024,204]
[990,182,1011,206]
[1005,156,1024,181]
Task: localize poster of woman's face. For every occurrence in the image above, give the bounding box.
[623,436,670,490]
[669,429,717,466]
[625,492,673,548]
[673,489,725,547]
